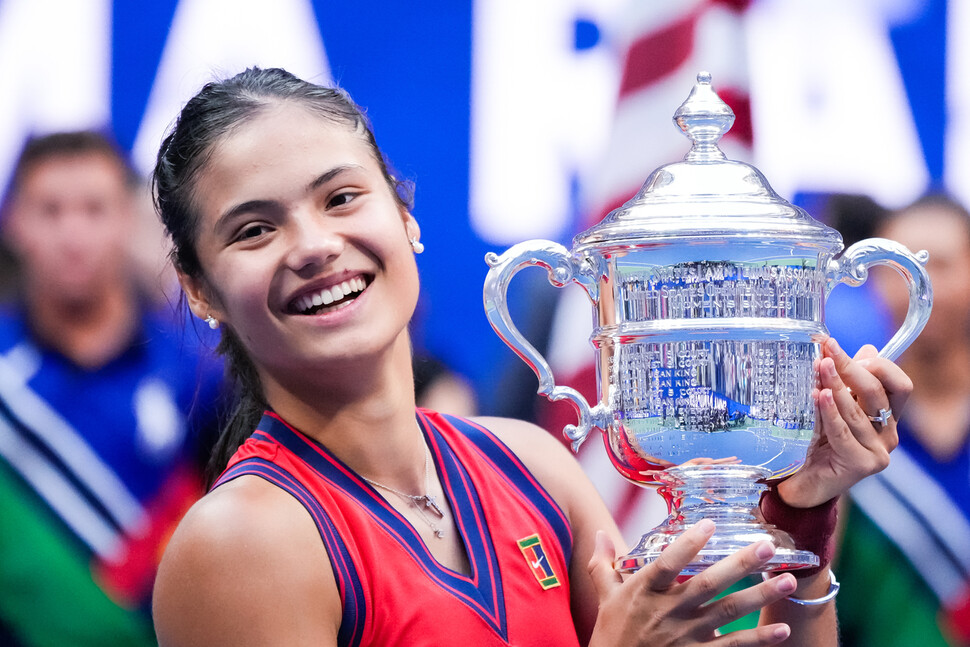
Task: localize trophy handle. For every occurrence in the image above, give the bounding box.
[827,237,933,361]
[484,240,606,451]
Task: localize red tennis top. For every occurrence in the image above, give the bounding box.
[214,409,580,647]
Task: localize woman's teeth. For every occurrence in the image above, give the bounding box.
[295,277,367,314]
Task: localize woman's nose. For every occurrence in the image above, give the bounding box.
[284,212,343,273]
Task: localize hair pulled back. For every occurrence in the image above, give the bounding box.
[152,67,413,485]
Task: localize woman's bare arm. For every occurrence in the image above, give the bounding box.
[153,475,341,647]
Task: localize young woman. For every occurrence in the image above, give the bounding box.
[151,67,911,646]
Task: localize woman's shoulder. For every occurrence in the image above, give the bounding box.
[468,415,574,463]
[175,474,309,541]
[466,415,597,518]
[153,475,341,645]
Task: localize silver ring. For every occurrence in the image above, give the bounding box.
[867,407,893,428]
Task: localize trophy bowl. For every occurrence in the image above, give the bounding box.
[483,72,933,574]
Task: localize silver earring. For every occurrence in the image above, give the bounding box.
[409,237,425,254]
[205,315,219,330]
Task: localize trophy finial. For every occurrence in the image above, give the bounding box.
[673,71,735,161]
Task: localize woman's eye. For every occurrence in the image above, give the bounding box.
[237,224,269,241]
[328,192,357,208]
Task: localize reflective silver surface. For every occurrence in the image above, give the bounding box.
[483,72,933,572]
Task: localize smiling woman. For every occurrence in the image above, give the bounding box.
[149,67,912,647]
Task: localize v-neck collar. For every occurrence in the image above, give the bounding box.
[253,411,509,637]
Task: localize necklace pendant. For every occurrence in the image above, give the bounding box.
[434,528,445,538]
[422,495,445,518]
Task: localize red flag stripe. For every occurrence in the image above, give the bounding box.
[717,87,753,146]
[618,10,702,99]
[711,0,753,12]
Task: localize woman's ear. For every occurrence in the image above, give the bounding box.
[404,212,421,244]
[177,269,223,324]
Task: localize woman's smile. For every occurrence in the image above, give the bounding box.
[290,276,366,314]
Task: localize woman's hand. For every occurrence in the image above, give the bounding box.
[777,338,912,508]
[586,521,797,646]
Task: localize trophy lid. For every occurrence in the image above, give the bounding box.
[574,72,842,254]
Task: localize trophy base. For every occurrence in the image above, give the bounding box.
[615,534,819,575]
[613,464,819,576]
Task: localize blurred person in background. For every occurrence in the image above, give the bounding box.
[836,193,970,647]
[410,301,478,418]
[0,131,225,646]
[412,352,477,418]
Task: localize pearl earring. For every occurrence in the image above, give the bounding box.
[205,315,219,330]
[409,237,425,254]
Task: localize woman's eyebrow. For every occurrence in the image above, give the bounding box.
[306,164,364,192]
[215,199,278,233]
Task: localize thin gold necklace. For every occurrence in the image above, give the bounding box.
[361,442,446,538]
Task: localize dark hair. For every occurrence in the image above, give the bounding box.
[881,191,970,242]
[8,130,138,198]
[823,193,888,248]
[152,67,413,485]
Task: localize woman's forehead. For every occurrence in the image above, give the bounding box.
[204,109,372,179]
[193,107,378,219]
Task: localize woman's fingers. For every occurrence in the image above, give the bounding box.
[712,623,792,646]
[820,339,893,443]
[679,541,780,609]
[636,519,717,591]
[701,573,797,635]
[664,538,796,644]
[854,355,914,422]
[853,343,879,361]
[587,530,624,600]
[589,527,798,646]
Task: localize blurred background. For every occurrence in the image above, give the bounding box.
[0,0,958,412]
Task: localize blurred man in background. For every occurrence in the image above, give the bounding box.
[837,193,970,647]
[0,131,224,646]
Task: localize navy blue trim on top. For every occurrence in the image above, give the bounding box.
[436,414,573,565]
[251,412,509,641]
[214,457,366,647]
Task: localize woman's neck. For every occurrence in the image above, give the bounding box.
[259,335,428,489]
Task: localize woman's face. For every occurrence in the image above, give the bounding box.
[183,102,420,387]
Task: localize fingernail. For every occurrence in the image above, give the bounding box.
[857,358,871,369]
[755,542,775,560]
[829,338,843,355]
[776,574,797,593]
[774,625,791,640]
[695,519,715,533]
[824,359,838,379]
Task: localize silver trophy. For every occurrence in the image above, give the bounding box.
[483,73,932,574]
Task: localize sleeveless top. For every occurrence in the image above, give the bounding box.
[213,409,580,647]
